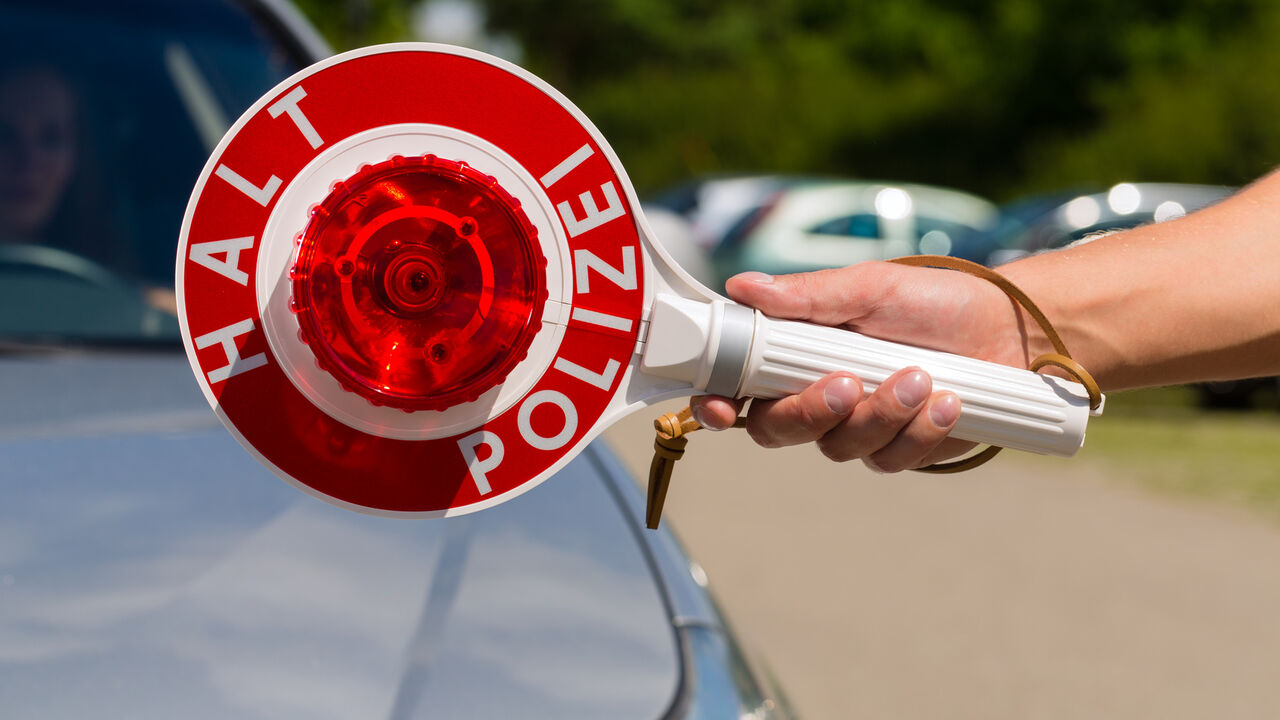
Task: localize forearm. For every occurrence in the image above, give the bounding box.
[1000,171,1280,390]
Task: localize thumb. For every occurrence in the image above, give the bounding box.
[724,264,895,327]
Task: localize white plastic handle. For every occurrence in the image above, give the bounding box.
[641,295,1102,457]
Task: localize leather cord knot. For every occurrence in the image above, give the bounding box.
[652,437,688,461]
[645,408,696,529]
[645,408,745,529]
[643,255,1100,528]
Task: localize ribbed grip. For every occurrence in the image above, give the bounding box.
[739,315,1096,457]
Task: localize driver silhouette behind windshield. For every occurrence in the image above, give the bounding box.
[0,61,179,315]
[0,63,77,244]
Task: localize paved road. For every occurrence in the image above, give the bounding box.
[605,402,1280,719]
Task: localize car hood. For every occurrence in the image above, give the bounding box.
[0,352,679,719]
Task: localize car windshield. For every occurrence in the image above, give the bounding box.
[0,0,308,346]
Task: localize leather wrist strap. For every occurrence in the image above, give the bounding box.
[643,255,1101,529]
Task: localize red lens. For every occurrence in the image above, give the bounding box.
[291,155,547,411]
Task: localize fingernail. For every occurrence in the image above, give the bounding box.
[894,370,930,408]
[691,405,719,431]
[732,271,774,284]
[863,457,887,474]
[930,393,961,428]
[823,377,859,415]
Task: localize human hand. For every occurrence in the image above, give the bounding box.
[690,262,1028,472]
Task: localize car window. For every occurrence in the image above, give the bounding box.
[808,213,881,238]
[0,0,308,345]
[717,200,773,251]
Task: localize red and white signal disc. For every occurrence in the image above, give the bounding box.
[177,44,646,516]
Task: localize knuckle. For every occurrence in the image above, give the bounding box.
[791,398,827,434]
[745,422,781,449]
[866,452,908,473]
[817,420,879,462]
[865,398,906,431]
[816,437,858,463]
[746,392,833,447]
[787,272,823,319]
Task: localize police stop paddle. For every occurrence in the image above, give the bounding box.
[178,44,1101,517]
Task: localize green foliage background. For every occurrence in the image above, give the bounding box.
[295,0,1280,199]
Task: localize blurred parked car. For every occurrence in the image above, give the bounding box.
[641,204,717,287]
[976,183,1269,409]
[0,2,791,718]
[944,189,1093,264]
[647,174,816,252]
[982,183,1233,266]
[709,179,999,285]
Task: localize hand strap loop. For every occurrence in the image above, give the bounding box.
[886,256,1101,472]
[643,255,1099,528]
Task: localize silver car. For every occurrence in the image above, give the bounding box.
[710,179,998,285]
[0,1,790,717]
